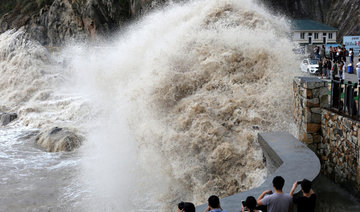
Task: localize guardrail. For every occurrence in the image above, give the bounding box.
[329,79,359,118]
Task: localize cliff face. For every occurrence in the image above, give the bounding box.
[263,0,360,39]
[0,0,359,45]
[0,0,133,45]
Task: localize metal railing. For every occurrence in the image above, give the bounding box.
[329,79,359,118]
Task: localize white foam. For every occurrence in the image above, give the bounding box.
[0,0,301,211]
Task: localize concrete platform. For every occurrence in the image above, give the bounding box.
[196,132,321,212]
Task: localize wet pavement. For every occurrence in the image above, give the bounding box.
[313,174,360,212]
[316,70,358,83]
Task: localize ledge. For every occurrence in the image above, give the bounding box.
[196,132,321,212]
[294,76,327,89]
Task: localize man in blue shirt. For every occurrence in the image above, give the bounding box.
[203,195,227,212]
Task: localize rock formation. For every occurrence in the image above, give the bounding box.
[0,112,17,126]
[0,0,132,45]
[1,0,358,45]
[35,127,84,152]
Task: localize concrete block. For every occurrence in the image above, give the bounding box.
[311,113,322,123]
[311,108,322,114]
[320,87,329,96]
[320,95,329,108]
[306,123,321,133]
[313,88,320,97]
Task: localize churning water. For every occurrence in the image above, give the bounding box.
[0,0,299,211]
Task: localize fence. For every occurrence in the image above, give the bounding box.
[329,79,359,118]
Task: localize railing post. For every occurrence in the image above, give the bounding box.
[340,82,349,113]
[350,83,357,116]
[358,84,360,118]
[344,81,349,113]
[338,80,344,111]
[330,80,335,108]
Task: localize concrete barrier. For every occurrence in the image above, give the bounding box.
[196,132,321,212]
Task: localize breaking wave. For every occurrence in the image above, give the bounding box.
[0,0,299,211]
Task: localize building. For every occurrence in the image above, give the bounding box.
[291,19,338,45]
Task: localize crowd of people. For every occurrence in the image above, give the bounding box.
[312,45,360,83]
[177,176,316,212]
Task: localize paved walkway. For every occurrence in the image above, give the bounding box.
[307,70,358,83]
[314,174,360,211]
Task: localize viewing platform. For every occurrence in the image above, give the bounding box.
[196,132,321,212]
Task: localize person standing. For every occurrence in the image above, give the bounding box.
[338,61,344,80]
[331,61,338,79]
[317,59,323,76]
[323,58,331,79]
[356,59,360,84]
[322,58,327,78]
[342,47,347,62]
[329,47,334,61]
[242,196,261,212]
[349,48,354,64]
[203,195,227,212]
[342,59,347,80]
[320,45,326,59]
[178,202,196,212]
[257,176,292,212]
[289,179,316,212]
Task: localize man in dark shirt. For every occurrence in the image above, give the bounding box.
[289,179,316,212]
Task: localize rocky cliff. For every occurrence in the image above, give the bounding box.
[263,0,360,39]
[0,0,134,45]
[0,0,359,45]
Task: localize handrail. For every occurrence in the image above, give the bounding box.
[328,79,359,119]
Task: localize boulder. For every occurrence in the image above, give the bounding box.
[35,127,84,152]
[0,112,18,126]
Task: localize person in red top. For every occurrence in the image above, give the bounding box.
[289,179,316,212]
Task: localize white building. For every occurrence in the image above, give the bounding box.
[291,19,338,45]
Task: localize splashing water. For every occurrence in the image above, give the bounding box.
[0,0,299,211]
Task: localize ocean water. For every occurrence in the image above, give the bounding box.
[0,0,299,211]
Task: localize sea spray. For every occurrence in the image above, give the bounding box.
[62,0,299,210]
[0,0,299,211]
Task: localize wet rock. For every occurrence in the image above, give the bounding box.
[35,127,84,152]
[0,112,17,126]
[0,0,132,45]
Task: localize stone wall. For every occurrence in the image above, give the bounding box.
[293,76,360,196]
[293,77,328,150]
[320,109,360,193]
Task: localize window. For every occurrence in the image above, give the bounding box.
[315,33,319,39]
[323,33,326,36]
[300,32,305,39]
[329,33,333,39]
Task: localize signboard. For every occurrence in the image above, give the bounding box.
[343,36,360,56]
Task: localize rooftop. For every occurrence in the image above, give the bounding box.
[291,19,338,31]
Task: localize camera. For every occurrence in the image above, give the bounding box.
[297,181,303,185]
[242,200,246,206]
[242,200,248,211]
